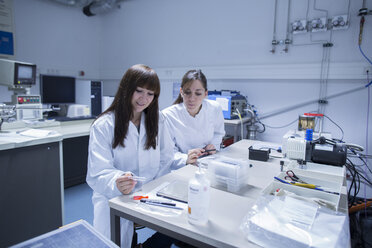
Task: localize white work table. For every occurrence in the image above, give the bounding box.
[109,139,284,248]
[109,139,350,247]
[0,119,93,150]
[110,170,260,248]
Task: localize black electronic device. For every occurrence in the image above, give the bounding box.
[90,81,102,116]
[40,75,76,105]
[311,143,347,166]
[75,80,102,117]
[248,146,270,162]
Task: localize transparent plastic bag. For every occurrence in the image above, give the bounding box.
[240,194,350,248]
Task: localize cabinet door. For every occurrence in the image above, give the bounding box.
[0,142,62,247]
[63,136,89,188]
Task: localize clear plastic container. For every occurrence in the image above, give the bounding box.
[206,157,249,193]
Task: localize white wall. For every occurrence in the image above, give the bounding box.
[0,0,102,101]
[1,0,371,194]
[97,0,372,197]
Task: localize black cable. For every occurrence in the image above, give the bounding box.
[347,151,372,175]
[357,154,372,175]
[355,163,372,179]
[346,161,357,207]
[349,149,372,184]
[323,114,345,141]
[256,118,266,133]
[347,158,362,207]
[348,158,362,191]
[260,118,298,129]
[355,170,372,186]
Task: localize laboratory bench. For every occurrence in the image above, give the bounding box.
[0,119,93,247]
[109,139,350,248]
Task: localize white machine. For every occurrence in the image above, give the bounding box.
[282,129,332,161]
[12,95,43,120]
[0,59,41,121]
[67,104,91,118]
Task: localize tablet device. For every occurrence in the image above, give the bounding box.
[156,180,189,203]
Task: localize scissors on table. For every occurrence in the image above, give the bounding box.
[284,170,307,184]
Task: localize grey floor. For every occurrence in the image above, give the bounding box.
[64,183,157,244]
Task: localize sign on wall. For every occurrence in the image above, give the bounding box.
[0,0,14,58]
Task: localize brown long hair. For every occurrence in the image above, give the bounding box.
[173,69,207,104]
[99,64,160,149]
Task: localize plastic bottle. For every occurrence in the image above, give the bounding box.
[187,168,210,225]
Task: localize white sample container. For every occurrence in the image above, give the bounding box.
[188,170,210,225]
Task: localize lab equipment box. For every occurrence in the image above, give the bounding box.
[204,156,250,193]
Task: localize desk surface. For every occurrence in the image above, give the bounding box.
[110,169,260,248]
[0,119,93,150]
[109,139,285,248]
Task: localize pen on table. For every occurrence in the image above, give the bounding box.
[140,199,176,206]
[140,200,183,210]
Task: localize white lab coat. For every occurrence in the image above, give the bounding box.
[162,99,225,169]
[86,111,173,248]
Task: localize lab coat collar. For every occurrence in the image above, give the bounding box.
[139,111,146,141]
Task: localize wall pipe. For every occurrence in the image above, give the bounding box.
[260,84,368,120]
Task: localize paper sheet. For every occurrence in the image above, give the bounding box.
[19,129,57,138]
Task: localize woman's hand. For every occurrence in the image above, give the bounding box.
[202,144,216,155]
[116,173,137,195]
[186,148,204,165]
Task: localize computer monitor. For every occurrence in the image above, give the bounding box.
[40,75,76,105]
[15,63,36,86]
[0,59,36,86]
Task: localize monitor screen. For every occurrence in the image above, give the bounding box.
[40,75,76,104]
[14,62,36,85]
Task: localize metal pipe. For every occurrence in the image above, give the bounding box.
[273,0,278,41]
[284,0,291,52]
[271,0,279,53]
[260,85,367,119]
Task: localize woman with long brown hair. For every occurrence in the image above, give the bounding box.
[86,64,173,248]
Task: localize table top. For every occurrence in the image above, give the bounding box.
[109,169,260,248]
[109,139,349,247]
[109,139,284,248]
[0,119,93,150]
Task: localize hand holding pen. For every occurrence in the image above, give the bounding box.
[202,144,217,155]
[116,173,147,195]
[186,145,216,165]
[116,173,137,194]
